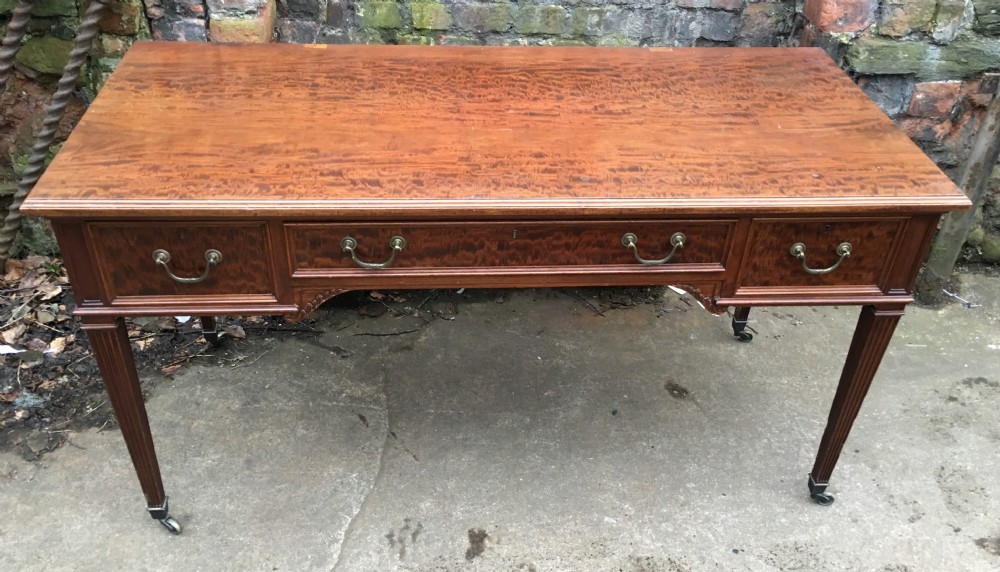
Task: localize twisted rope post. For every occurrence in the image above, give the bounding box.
[0,0,38,89]
[0,0,107,265]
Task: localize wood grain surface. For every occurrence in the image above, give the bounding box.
[287,220,733,272]
[737,218,904,288]
[22,43,969,218]
[88,222,276,299]
[25,45,971,515]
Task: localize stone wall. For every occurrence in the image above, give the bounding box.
[1,0,149,250]
[2,0,1000,261]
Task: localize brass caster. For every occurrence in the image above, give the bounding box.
[159,516,182,534]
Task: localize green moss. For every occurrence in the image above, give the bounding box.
[453,3,511,32]
[1,0,77,17]
[551,39,589,47]
[846,37,1000,80]
[966,225,986,247]
[972,0,1000,35]
[441,35,479,45]
[877,0,935,37]
[515,5,565,35]
[980,232,1000,263]
[11,217,61,258]
[845,39,928,75]
[360,1,403,29]
[32,0,78,17]
[597,35,631,47]
[570,7,616,37]
[0,180,16,198]
[14,36,74,76]
[397,33,435,45]
[410,2,451,30]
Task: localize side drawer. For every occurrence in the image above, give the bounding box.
[88,222,276,300]
[286,220,735,274]
[736,218,905,290]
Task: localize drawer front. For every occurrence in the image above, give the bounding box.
[89,222,275,299]
[737,218,904,289]
[287,221,734,274]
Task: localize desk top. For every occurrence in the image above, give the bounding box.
[24,43,968,219]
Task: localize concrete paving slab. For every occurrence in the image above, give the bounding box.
[2,277,999,571]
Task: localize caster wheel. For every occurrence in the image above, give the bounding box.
[811,492,835,506]
[736,331,753,342]
[159,516,182,534]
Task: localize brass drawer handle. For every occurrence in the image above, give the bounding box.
[340,236,406,269]
[789,241,852,275]
[152,249,223,284]
[621,232,685,265]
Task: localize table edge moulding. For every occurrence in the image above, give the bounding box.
[20,42,971,534]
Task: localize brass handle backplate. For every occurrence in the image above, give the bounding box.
[621,232,686,265]
[153,248,223,284]
[341,236,406,269]
[789,241,852,275]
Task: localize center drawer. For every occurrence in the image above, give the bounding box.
[286,221,735,275]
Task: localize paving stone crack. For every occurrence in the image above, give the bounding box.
[330,374,392,572]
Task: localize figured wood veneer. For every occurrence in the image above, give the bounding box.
[19,44,974,523]
[88,222,276,300]
[738,218,904,288]
[22,43,968,218]
[287,220,734,272]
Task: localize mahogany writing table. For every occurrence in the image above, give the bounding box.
[22,43,971,533]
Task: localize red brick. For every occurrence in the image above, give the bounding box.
[799,22,819,46]
[907,81,962,119]
[209,0,276,42]
[960,79,995,108]
[99,0,145,36]
[803,0,875,33]
[897,117,951,143]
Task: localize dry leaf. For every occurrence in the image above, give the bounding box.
[223,325,246,339]
[133,337,155,351]
[2,259,27,283]
[368,291,386,300]
[37,283,62,301]
[1,324,26,345]
[138,317,175,332]
[46,337,67,356]
[10,303,30,323]
[17,269,47,291]
[26,338,48,351]
[36,310,56,324]
[23,254,49,270]
[161,363,182,376]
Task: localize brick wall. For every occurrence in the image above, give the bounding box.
[279,0,796,46]
[2,0,1000,261]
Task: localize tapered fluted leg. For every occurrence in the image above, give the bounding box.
[808,305,903,505]
[83,317,179,532]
